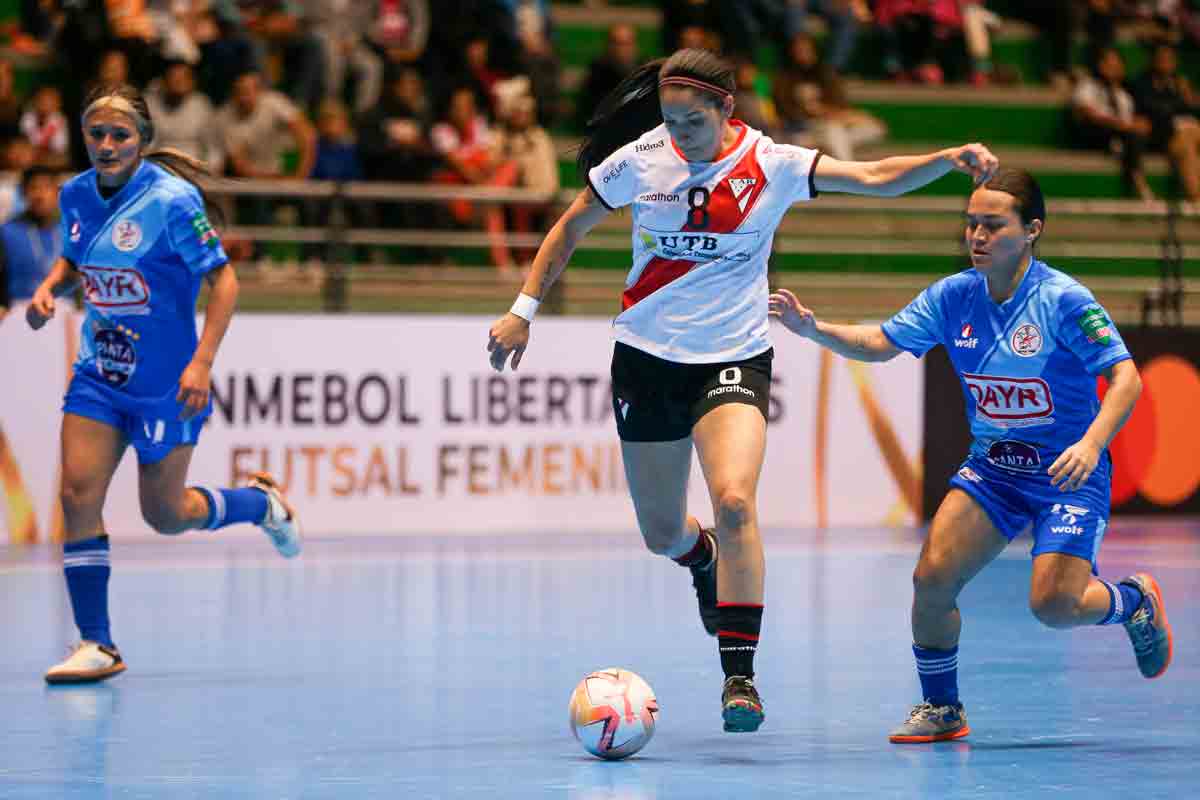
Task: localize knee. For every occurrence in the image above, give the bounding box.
[59,479,102,519]
[912,551,963,601]
[141,502,188,536]
[1030,590,1082,629]
[714,490,753,533]
[637,517,686,556]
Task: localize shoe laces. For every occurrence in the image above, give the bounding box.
[1126,603,1157,655]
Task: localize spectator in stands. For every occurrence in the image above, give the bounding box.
[0,166,61,324]
[240,1,323,110]
[13,0,59,56]
[1071,46,1155,201]
[191,4,261,107]
[874,0,964,84]
[732,59,777,135]
[98,49,131,87]
[431,85,520,273]
[0,137,35,222]
[1134,42,1200,200]
[513,8,562,127]
[20,86,69,170]
[368,0,432,68]
[659,0,718,53]
[985,1,1073,88]
[300,0,384,114]
[493,90,558,264]
[0,60,23,140]
[461,32,506,118]
[577,24,640,133]
[779,0,869,73]
[146,60,224,171]
[773,32,886,159]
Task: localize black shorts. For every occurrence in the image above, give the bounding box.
[610,341,773,442]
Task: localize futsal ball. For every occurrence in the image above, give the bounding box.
[568,668,659,760]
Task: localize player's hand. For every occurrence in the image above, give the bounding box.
[768,288,817,338]
[1048,438,1102,492]
[946,143,999,185]
[26,286,56,330]
[177,359,212,421]
[487,313,530,371]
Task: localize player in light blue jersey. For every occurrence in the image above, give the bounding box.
[24,83,302,685]
[769,168,1172,742]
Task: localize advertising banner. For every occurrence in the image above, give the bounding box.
[2,313,923,541]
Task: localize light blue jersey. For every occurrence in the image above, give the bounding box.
[58,161,227,464]
[61,160,227,406]
[882,258,1130,470]
[881,259,1132,565]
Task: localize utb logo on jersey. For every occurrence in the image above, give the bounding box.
[81,265,151,314]
[728,178,757,213]
[963,372,1054,422]
[1078,307,1112,345]
[638,226,755,262]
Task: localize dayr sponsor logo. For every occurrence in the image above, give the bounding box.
[80,265,151,314]
[963,372,1053,422]
[635,139,665,153]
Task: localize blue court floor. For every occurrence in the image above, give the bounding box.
[1,521,1197,799]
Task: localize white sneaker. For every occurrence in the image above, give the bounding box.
[44,641,126,685]
[248,472,302,558]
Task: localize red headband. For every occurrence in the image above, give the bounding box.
[658,75,732,99]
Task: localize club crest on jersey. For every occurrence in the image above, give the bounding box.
[637,225,756,262]
[954,322,978,349]
[1011,322,1042,357]
[963,372,1054,426]
[111,219,143,252]
[728,178,757,213]
[81,265,151,314]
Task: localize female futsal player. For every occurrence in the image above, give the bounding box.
[486,48,997,733]
[769,168,1172,742]
[26,84,301,684]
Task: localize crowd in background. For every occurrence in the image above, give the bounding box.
[0,0,1198,293]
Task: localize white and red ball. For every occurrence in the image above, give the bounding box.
[568,668,659,760]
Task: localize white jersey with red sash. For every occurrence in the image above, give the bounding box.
[587,121,821,363]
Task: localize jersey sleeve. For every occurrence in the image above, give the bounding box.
[759,140,822,204]
[167,190,228,276]
[880,281,947,358]
[586,140,640,210]
[1058,289,1131,374]
[59,188,81,265]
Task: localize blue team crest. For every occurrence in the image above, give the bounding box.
[1011,323,1043,357]
[111,219,143,252]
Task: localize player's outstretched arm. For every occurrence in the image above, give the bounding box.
[1048,359,1142,492]
[25,257,79,330]
[487,187,610,372]
[812,143,998,197]
[769,288,901,363]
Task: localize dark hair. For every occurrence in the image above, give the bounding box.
[81,83,224,226]
[980,168,1046,239]
[20,164,55,191]
[577,48,734,176]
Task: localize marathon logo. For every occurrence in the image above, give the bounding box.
[637,226,756,262]
[638,192,680,203]
[963,372,1054,425]
[80,265,151,315]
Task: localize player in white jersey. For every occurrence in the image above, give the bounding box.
[486,48,998,732]
[770,169,1170,742]
[25,84,300,684]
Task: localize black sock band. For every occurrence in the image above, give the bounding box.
[717,603,762,678]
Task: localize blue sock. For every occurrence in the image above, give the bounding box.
[913,644,959,706]
[192,486,269,530]
[63,536,113,647]
[1096,580,1144,625]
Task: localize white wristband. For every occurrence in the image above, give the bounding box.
[509,293,539,322]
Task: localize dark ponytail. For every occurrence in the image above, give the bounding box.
[576,48,735,177]
[82,83,225,227]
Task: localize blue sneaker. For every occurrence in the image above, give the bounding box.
[1121,573,1172,679]
[889,702,970,743]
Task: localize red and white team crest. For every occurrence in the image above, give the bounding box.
[1011,323,1042,357]
[111,219,143,252]
[728,178,758,213]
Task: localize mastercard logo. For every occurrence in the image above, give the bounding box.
[1099,355,1200,506]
